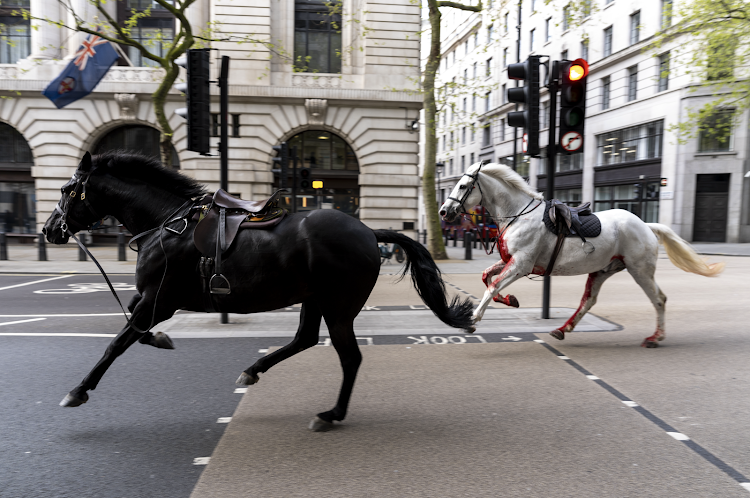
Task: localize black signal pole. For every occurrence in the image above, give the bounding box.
[219,55,230,325]
[512,0,522,171]
[291,146,298,213]
[542,60,559,320]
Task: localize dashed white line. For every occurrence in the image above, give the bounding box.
[193,457,211,465]
[622,400,639,408]
[586,375,600,380]
[667,432,690,441]
[0,318,46,327]
[216,417,232,424]
[234,388,247,394]
[557,355,570,360]
[533,339,546,343]
[0,275,73,291]
[258,349,268,353]
[739,483,750,492]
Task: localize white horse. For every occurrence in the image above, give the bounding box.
[439,162,724,347]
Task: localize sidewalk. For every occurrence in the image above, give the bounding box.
[0,238,747,274]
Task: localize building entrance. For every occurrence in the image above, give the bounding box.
[693,174,730,242]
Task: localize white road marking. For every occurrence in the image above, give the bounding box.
[258,349,268,353]
[216,417,232,424]
[557,355,570,360]
[533,339,545,343]
[0,333,116,337]
[667,432,690,441]
[739,483,750,492]
[622,400,639,408]
[0,275,73,291]
[234,388,248,394]
[193,457,211,465]
[0,318,46,327]
[586,375,600,380]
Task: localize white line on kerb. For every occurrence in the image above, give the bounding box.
[193,457,210,465]
[258,348,269,353]
[0,275,73,292]
[0,318,46,327]
[557,355,570,360]
[586,375,600,380]
[739,483,750,492]
[622,400,639,408]
[217,417,232,424]
[667,432,690,441]
[533,339,546,343]
[234,388,248,394]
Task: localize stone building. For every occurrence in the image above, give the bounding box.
[424,0,750,243]
[0,0,422,236]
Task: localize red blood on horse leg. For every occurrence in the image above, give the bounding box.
[554,272,597,335]
[488,257,514,294]
[498,235,511,264]
[531,265,545,275]
[492,294,520,307]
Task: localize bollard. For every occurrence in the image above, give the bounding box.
[78,233,87,261]
[422,229,427,245]
[117,232,127,261]
[0,232,6,260]
[38,233,47,261]
[453,230,457,247]
[473,229,478,249]
[464,231,473,260]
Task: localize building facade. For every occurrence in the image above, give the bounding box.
[0,0,422,236]
[423,0,750,243]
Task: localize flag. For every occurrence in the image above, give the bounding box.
[42,33,120,109]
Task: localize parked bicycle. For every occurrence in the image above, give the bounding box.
[378,242,404,265]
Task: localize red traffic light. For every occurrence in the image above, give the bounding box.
[567,58,589,82]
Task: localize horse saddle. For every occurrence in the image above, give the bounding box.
[543,199,602,241]
[193,189,286,296]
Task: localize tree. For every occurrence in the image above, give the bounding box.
[652,0,750,145]
[423,0,483,260]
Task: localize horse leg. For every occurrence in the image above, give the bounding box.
[549,263,624,340]
[236,301,322,385]
[60,297,175,407]
[472,257,531,324]
[310,317,362,432]
[126,293,174,350]
[626,264,667,348]
[482,261,519,308]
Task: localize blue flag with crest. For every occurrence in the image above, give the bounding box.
[42,33,120,109]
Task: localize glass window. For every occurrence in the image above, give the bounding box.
[0,122,31,167]
[545,18,551,42]
[504,13,509,33]
[581,39,588,61]
[118,2,175,68]
[556,153,583,172]
[699,109,734,152]
[562,5,570,31]
[294,0,342,73]
[94,125,180,168]
[486,57,492,77]
[596,120,664,165]
[530,28,535,51]
[554,188,582,204]
[595,182,660,222]
[0,11,30,64]
[661,0,673,28]
[630,11,640,45]
[658,52,670,92]
[601,76,610,110]
[627,65,637,101]
[603,26,613,57]
[0,182,34,233]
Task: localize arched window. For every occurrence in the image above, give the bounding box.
[94,125,179,168]
[276,130,359,217]
[0,122,34,233]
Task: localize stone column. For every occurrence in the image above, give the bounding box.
[29,0,63,59]
[65,0,100,59]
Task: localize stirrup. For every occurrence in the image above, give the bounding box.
[209,274,231,295]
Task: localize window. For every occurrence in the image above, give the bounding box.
[451,51,455,66]
[463,69,468,84]
[294,0,342,73]
[531,0,536,11]
[707,38,737,81]
[561,49,568,61]
[95,124,180,168]
[473,31,478,48]
[541,101,550,128]
[554,188,582,203]
[464,40,469,56]
[661,0,673,28]
[450,131,454,145]
[0,122,32,167]
[472,94,476,111]
[501,84,506,104]
[442,135,446,151]
[556,154,583,172]
[504,13,509,33]
[461,126,466,145]
[597,120,664,166]
[581,39,589,60]
[0,1,30,64]
[627,65,637,101]
[119,1,175,67]
[463,97,467,113]
[658,52,670,92]
[461,155,466,172]
[601,76,611,110]
[595,183,660,223]
[530,28,535,51]
[486,57,493,77]
[545,18,551,42]
[630,11,640,45]
[500,153,530,177]
[500,118,505,141]
[471,124,476,142]
[562,4,570,31]
[483,125,491,146]
[470,152,475,165]
[503,47,508,67]
[485,92,491,112]
[603,26,613,57]
[487,25,494,44]
[473,61,478,79]
[699,109,734,152]
[449,158,454,176]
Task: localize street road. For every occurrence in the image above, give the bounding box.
[1,254,749,497]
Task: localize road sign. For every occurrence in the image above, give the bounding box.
[522,133,528,153]
[560,131,583,152]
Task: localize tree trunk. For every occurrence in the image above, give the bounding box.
[423,0,448,259]
[154,65,179,167]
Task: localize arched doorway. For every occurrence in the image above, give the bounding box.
[0,122,34,233]
[94,125,180,168]
[274,130,359,217]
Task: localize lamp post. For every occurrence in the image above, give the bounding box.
[435,161,445,206]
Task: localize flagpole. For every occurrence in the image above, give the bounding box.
[112,43,134,67]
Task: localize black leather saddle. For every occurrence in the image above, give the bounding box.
[543,200,602,240]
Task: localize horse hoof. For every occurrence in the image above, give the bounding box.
[549,330,565,341]
[641,339,659,348]
[60,391,88,407]
[309,416,334,432]
[153,331,175,350]
[235,372,259,385]
[507,295,519,308]
[464,326,476,334]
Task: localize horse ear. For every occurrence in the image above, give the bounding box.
[79,151,92,172]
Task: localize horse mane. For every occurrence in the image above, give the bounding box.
[477,163,544,200]
[92,150,207,199]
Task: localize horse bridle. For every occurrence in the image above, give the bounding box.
[447,163,484,214]
[55,167,106,234]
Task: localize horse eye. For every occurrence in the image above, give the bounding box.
[459,185,466,189]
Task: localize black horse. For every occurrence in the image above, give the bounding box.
[43,151,473,430]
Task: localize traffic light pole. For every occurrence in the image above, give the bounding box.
[542,60,559,320]
[219,55,230,325]
[291,146,298,214]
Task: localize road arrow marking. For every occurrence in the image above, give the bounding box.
[502,336,522,341]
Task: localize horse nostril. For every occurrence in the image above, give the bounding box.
[41,227,47,235]
[439,210,446,216]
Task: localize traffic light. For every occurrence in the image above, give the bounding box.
[558,58,588,155]
[633,183,642,200]
[298,167,311,190]
[506,55,541,157]
[174,49,211,155]
[272,142,289,188]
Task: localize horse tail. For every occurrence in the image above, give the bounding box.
[373,230,474,329]
[647,223,725,277]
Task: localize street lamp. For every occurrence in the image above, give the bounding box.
[435,161,445,205]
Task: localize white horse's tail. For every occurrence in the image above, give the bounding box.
[647,223,725,277]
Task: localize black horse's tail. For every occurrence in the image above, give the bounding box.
[373,230,474,329]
